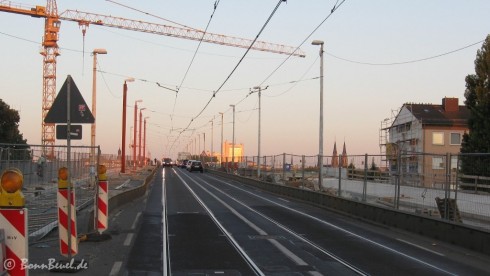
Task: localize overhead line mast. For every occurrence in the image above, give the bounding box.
[0,1,305,151]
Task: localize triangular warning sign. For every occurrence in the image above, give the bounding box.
[44,75,95,124]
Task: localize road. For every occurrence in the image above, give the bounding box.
[128,167,490,275]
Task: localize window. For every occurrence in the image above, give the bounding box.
[432,132,444,145]
[450,133,461,145]
[432,157,444,170]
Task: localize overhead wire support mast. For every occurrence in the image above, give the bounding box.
[58,10,306,57]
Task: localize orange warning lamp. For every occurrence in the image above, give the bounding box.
[98,165,107,181]
[0,168,25,207]
[58,167,71,189]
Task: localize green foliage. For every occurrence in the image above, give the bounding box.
[370,157,378,171]
[0,99,28,145]
[461,35,490,176]
[348,160,355,170]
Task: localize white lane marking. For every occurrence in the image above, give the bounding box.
[396,239,445,257]
[163,167,169,276]
[177,212,199,214]
[199,178,362,274]
[109,261,122,276]
[132,212,141,230]
[209,175,456,275]
[175,171,265,276]
[124,233,134,246]
[194,179,308,266]
[277,197,290,202]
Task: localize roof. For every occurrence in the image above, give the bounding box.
[403,103,470,127]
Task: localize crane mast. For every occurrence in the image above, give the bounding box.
[0,0,304,153]
[40,0,60,154]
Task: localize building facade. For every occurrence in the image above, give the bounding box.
[384,97,470,187]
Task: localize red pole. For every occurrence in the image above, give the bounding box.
[121,82,127,173]
[138,109,142,166]
[143,118,147,166]
[133,102,138,170]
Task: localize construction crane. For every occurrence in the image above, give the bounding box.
[0,0,305,153]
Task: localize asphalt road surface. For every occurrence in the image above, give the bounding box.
[128,167,490,275]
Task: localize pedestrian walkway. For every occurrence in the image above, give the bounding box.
[321,177,490,230]
[23,166,156,275]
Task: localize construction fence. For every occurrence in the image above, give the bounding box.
[215,152,490,231]
[0,143,120,241]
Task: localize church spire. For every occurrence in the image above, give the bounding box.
[331,141,339,167]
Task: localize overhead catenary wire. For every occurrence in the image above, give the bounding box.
[105,0,198,30]
[167,0,288,154]
[258,0,347,88]
[326,39,485,66]
[179,0,287,135]
[170,0,222,135]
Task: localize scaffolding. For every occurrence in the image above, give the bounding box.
[379,104,424,175]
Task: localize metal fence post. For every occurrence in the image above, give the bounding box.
[444,152,451,220]
[282,153,286,182]
[302,155,305,187]
[338,154,342,197]
[363,154,368,202]
[395,150,401,209]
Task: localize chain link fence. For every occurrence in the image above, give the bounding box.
[216,152,490,231]
[0,143,121,241]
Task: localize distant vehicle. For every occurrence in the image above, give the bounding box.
[162,158,173,167]
[187,160,204,173]
[180,159,189,169]
[185,160,194,170]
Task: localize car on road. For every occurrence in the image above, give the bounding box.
[180,159,189,168]
[162,158,173,167]
[187,160,204,173]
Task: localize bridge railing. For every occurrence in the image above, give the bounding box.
[217,152,490,231]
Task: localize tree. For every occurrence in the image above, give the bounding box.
[370,157,378,171]
[460,35,490,176]
[0,98,27,144]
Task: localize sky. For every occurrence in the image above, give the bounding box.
[1,0,489,160]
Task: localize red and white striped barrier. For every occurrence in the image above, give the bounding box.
[97,179,108,233]
[57,189,78,257]
[0,208,28,276]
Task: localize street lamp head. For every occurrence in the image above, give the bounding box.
[229,104,235,108]
[253,86,261,90]
[125,77,135,83]
[311,40,324,46]
[140,107,147,112]
[135,99,142,104]
[93,48,108,55]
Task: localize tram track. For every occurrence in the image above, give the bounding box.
[177,169,367,275]
[167,168,490,275]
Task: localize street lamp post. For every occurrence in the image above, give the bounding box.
[312,39,325,191]
[133,100,142,170]
[138,107,146,166]
[121,78,134,173]
[251,86,268,179]
[143,116,149,166]
[210,118,214,166]
[230,104,235,173]
[91,48,107,180]
[219,112,224,167]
